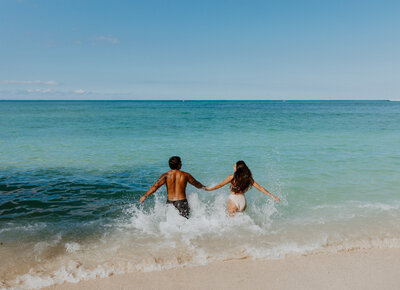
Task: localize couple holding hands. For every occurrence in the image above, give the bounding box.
[140,156,280,219]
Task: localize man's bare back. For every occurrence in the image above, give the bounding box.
[140,156,205,218]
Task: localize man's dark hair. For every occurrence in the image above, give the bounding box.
[169,156,181,169]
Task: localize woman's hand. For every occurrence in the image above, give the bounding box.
[140,195,147,203]
[273,196,280,202]
[205,175,233,192]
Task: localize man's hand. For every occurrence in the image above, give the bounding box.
[140,195,147,203]
[273,196,280,202]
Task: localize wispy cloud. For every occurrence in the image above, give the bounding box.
[73,89,87,94]
[26,88,55,93]
[0,88,95,99]
[2,80,59,85]
[94,36,119,44]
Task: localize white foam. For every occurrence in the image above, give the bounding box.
[123,192,267,242]
[65,242,81,253]
[357,202,400,211]
[33,233,62,256]
[14,262,123,290]
[11,234,400,290]
[0,222,47,234]
[5,192,400,289]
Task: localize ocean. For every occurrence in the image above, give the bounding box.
[1,100,399,289]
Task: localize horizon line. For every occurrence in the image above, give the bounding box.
[0,99,394,102]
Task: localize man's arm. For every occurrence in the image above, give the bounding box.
[140,173,167,203]
[187,174,205,189]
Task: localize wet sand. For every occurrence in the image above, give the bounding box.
[48,248,400,290]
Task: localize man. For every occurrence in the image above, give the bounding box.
[140,156,205,219]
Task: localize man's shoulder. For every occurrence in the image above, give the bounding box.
[159,172,169,178]
[176,170,192,178]
[164,170,190,176]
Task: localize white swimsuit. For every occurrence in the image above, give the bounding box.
[229,194,246,211]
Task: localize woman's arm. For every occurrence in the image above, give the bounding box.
[205,175,233,191]
[252,180,280,202]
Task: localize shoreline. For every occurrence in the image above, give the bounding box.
[47,248,400,290]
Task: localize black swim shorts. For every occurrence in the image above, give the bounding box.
[166,199,190,219]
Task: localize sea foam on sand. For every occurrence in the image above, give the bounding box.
[47,248,400,290]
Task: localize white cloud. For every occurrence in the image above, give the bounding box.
[94,36,119,44]
[0,88,96,99]
[73,89,87,94]
[26,88,55,93]
[2,80,59,85]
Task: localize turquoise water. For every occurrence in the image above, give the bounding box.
[1,101,400,288]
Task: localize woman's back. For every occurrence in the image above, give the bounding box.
[230,181,251,194]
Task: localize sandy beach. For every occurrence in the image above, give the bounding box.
[47,248,400,290]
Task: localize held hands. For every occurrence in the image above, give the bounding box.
[140,195,147,203]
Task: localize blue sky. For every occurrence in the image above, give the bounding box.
[1,0,399,100]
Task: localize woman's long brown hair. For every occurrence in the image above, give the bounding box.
[231,160,253,193]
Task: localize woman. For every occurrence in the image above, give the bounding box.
[206,161,280,216]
